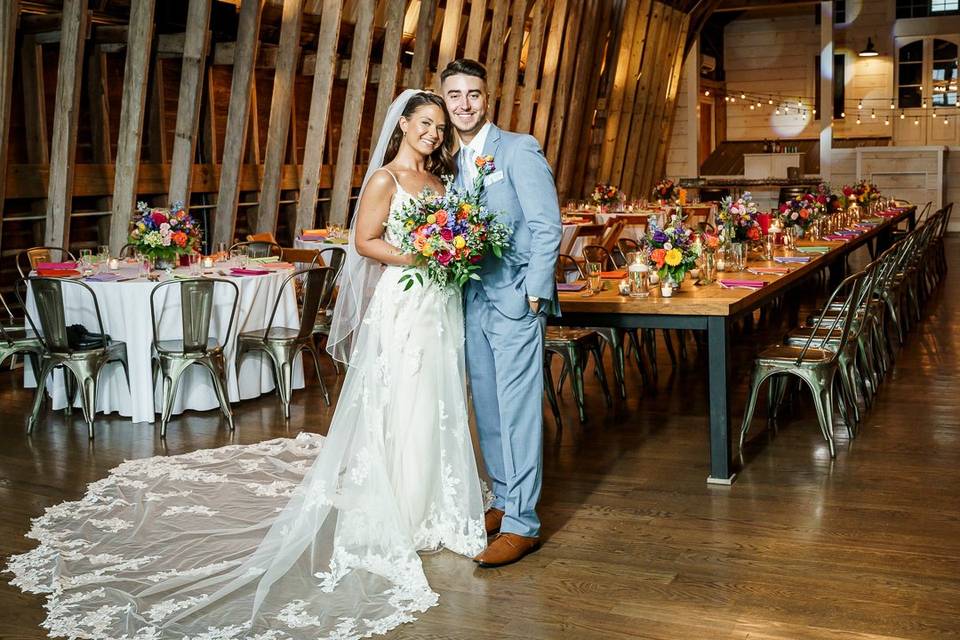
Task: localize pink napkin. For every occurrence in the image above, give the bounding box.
[36,261,78,270]
[718,279,765,290]
[230,267,270,276]
[556,282,586,292]
[823,234,851,242]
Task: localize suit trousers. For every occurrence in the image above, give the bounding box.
[465,283,545,538]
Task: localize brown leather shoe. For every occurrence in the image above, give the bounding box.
[473,533,541,568]
[484,508,505,536]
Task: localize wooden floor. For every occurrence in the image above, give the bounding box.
[1,240,959,639]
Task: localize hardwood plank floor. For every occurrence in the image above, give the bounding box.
[0,239,958,639]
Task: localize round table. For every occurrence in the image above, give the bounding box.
[24,264,306,424]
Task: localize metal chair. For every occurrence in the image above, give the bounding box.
[246,231,278,244]
[20,277,130,438]
[311,248,347,369]
[17,246,77,277]
[739,270,866,458]
[581,245,617,270]
[545,327,612,424]
[117,243,138,259]
[149,278,238,437]
[237,268,333,419]
[230,240,282,259]
[0,290,42,373]
[313,246,347,279]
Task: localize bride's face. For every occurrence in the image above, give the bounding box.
[399,105,446,157]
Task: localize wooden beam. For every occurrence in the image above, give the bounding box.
[371,0,405,146]
[496,0,527,129]
[86,44,111,163]
[328,0,375,226]
[532,0,568,147]
[44,0,88,248]
[608,0,651,188]
[463,0,486,61]
[0,0,19,256]
[296,0,343,235]
[544,0,583,168]
[484,0,509,117]
[408,0,436,89]
[212,0,263,248]
[437,0,463,75]
[554,0,599,201]
[168,0,212,208]
[146,56,168,163]
[646,11,690,196]
[599,0,640,182]
[256,0,304,234]
[20,35,48,165]
[109,0,157,253]
[514,0,547,134]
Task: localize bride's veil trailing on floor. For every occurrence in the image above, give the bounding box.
[7,87,486,639]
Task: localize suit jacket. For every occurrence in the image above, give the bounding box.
[458,124,562,319]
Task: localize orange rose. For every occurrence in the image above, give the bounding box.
[651,248,666,268]
[172,231,188,248]
[435,210,449,225]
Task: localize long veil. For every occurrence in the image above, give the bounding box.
[326,89,422,364]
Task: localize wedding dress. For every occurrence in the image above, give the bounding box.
[7,175,487,639]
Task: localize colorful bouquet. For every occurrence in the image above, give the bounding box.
[128,201,202,264]
[842,180,881,207]
[646,212,701,284]
[778,192,827,230]
[392,155,511,290]
[718,192,761,243]
[652,178,678,202]
[591,183,621,207]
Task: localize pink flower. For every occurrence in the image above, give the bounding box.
[440,228,454,242]
[151,211,168,225]
[437,250,453,266]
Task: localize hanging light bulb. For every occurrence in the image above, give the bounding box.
[890,101,896,110]
[933,109,938,118]
[797,99,802,109]
[749,104,755,110]
[756,102,762,108]
[858,100,863,110]
[922,99,927,109]
[841,111,846,118]
[884,117,890,125]
[945,118,949,125]
[871,109,876,118]
[740,92,746,99]
[775,108,781,115]
[768,98,774,105]
[856,117,862,124]
[705,90,710,96]
[914,117,920,125]
[900,110,905,119]
[730,96,736,103]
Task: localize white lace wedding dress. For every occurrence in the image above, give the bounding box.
[7,183,487,640]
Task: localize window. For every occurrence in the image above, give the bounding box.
[815,54,846,119]
[896,37,959,108]
[897,0,960,17]
[898,41,924,108]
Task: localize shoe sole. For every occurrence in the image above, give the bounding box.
[476,542,541,569]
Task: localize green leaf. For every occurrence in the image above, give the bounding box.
[492,246,502,258]
[469,273,481,281]
[415,272,423,285]
[403,278,415,291]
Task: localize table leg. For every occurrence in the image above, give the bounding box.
[707,315,736,485]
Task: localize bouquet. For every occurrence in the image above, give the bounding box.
[591,183,620,207]
[718,192,761,243]
[646,212,701,284]
[129,201,202,264]
[652,178,678,202]
[392,155,511,290]
[778,192,827,230]
[842,180,880,207]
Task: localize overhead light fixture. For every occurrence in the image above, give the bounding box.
[705,90,710,96]
[859,37,879,57]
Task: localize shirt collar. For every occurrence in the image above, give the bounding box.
[462,121,492,156]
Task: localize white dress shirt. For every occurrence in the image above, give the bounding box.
[459,121,492,185]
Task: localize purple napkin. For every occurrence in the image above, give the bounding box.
[85,272,123,282]
[718,279,765,289]
[774,256,811,264]
[556,282,586,292]
[823,234,851,242]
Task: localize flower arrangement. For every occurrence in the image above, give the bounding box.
[842,180,881,207]
[591,183,621,207]
[128,201,202,264]
[646,212,701,284]
[391,156,511,290]
[778,192,827,230]
[652,178,678,202]
[718,192,761,243]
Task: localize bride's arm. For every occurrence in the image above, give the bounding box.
[354,172,416,266]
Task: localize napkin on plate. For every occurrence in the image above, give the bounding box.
[85,272,124,282]
[36,269,81,278]
[600,270,626,279]
[774,256,811,263]
[796,246,831,253]
[556,282,586,292]
[250,255,280,263]
[822,234,851,242]
[718,279,765,290]
[747,266,790,275]
[36,261,78,270]
[230,267,270,276]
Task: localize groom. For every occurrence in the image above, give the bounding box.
[441,59,562,568]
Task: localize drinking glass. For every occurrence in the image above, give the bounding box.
[729,243,747,271]
[216,242,228,261]
[135,252,149,279]
[628,261,650,297]
[188,252,202,276]
[763,233,776,260]
[584,261,603,296]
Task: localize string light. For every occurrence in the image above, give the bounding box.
[900,110,905,119]
[768,98,774,105]
[890,101,896,110]
[841,111,846,118]
[933,109,938,118]
[915,117,920,125]
[856,117,862,124]
[704,90,710,96]
[884,117,890,125]
[775,108,781,115]
[741,93,746,99]
[871,110,876,119]
[749,104,755,110]
[858,100,863,110]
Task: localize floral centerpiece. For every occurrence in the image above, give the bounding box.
[778,192,827,231]
[590,183,621,208]
[652,178,678,202]
[392,155,511,290]
[128,201,202,267]
[646,212,701,290]
[718,192,761,243]
[842,180,881,208]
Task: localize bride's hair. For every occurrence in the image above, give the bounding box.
[383,92,456,178]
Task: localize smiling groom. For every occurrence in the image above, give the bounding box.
[440,59,562,568]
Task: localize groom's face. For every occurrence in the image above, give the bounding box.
[441,73,488,137]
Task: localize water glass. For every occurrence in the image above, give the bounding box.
[729,243,747,271]
[135,252,150,279]
[628,261,650,297]
[585,261,603,296]
[188,252,202,276]
[216,242,228,261]
[763,233,776,260]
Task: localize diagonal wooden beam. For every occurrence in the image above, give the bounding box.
[532,0,568,146]
[408,0,436,88]
[496,0,528,129]
[514,0,548,135]
[544,0,584,168]
[484,0,510,116]
[436,0,464,75]
[0,0,19,259]
[463,0,486,61]
[371,0,405,143]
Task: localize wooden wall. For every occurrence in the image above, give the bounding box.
[0,0,695,289]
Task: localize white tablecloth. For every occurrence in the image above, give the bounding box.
[24,266,305,423]
[561,218,647,258]
[293,238,348,281]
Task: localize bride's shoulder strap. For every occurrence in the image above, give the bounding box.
[376,167,401,190]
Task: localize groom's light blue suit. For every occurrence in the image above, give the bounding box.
[459,123,562,538]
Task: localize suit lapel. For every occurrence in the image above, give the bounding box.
[482,123,502,160]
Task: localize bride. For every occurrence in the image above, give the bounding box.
[7,89,487,639]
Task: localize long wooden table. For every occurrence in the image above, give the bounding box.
[554,206,916,485]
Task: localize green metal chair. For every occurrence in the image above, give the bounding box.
[739,270,866,459]
[149,278,238,437]
[21,277,129,439]
[0,291,41,372]
[311,247,346,371]
[236,267,333,419]
[545,327,612,424]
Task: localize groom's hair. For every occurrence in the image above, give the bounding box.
[440,58,487,84]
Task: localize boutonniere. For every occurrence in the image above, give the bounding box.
[474,155,496,175]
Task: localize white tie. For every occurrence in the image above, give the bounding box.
[461,146,475,183]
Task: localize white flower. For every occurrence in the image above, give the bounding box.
[663,242,673,251]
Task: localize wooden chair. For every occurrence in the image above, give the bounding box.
[600,220,626,254]
[17,246,77,277]
[581,245,617,270]
[246,231,278,244]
